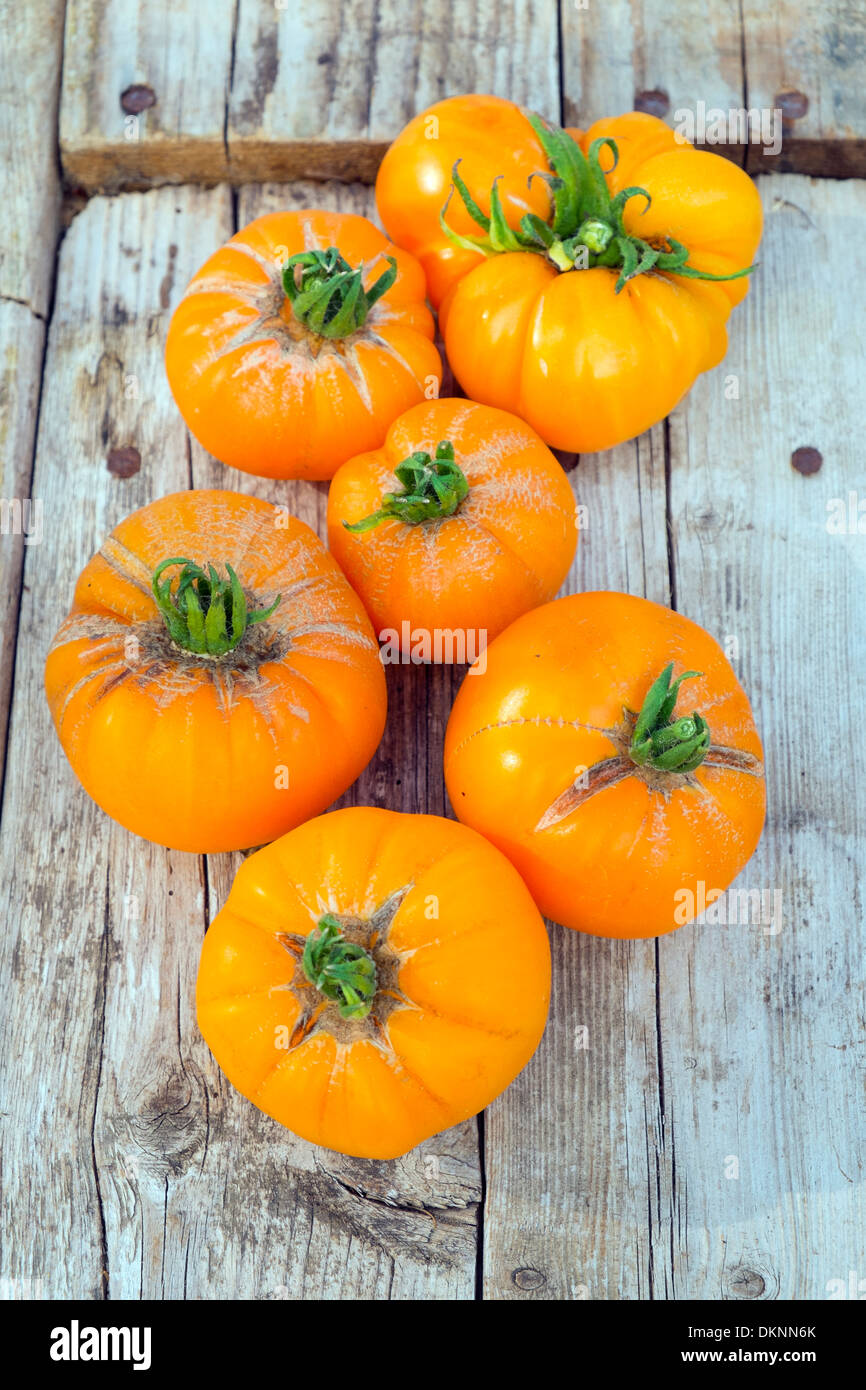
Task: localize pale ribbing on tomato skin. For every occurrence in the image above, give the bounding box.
[327,397,577,643]
[165,210,441,481]
[45,491,387,852]
[195,807,551,1157]
[442,591,765,937]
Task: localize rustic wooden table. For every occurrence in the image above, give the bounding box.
[1,1,864,1301]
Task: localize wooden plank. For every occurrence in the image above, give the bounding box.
[561,0,866,177]
[0,185,228,1299]
[0,0,64,898]
[561,0,744,137]
[484,177,866,1298]
[483,430,674,1298]
[0,305,46,797]
[0,179,478,1300]
[0,0,64,315]
[59,0,560,191]
[228,0,561,183]
[59,0,235,191]
[658,173,866,1297]
[743,2,866,176]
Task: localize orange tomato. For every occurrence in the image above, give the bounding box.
[380,97,762,452]
[45,491,387,853]
[197,807,551,1159]
[326,398,578,657]
[444,591,766,938]
[165,211,441,480]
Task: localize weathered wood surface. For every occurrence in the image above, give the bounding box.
[2,0,865,1304]
[0,0,64,796]
[60,0,866,192]
[0,0,65,315]
[483,175,866,1299]
[4,170,863,1302]
[0,182,478,1301]
[740,1,866,176]
[60,0,560,191]
[60,0,236,190]
[561,0,866,175]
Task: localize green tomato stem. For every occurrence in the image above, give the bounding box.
[629,664,711,773]
[344,439,469,532]
[152,557,280,657]
[439,112,756,294]
[302,915,377,1020]
[282,246,397,338]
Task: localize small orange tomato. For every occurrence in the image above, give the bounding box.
[45,491,386,853]
[165,211,441,480]
[326,398,577,657]
[196,807,551,1159]
[376,94,583,309]
[431,110,762,452]
[444,592,766,939]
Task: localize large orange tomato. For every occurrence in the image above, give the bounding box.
[380,97,762,452]
[444,592,766,938]
[326,397,577,657]
[165,211,441,480]
[197,807,551,1158]
[45,491,386,853]
[376,94,582,308]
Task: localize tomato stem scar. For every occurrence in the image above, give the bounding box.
[302,915,378,1020]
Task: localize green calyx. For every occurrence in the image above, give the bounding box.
[152,557,280,657]
[343,439,469,532]
[302,915,377,1020]
[629,664,711,773]
[282,246,397,338]
[440,113,755,294]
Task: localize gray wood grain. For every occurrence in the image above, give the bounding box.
[60,0,236,190]
[60,0,866,190]
[0,0,65,315]
[0,185,227,1299]
[0,305,46,796]
[4,2,866,1301]
[60,0,560,191]
[482,427,674,1299]
[742,1,866,176]
[0,0,64,796]
[561,0,744,136]
[659,174,866,1298]
[561,0,866,177]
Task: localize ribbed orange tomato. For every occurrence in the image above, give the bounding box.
[326,398,577,657]
[444,592,766,938]
[197,807,551,1158]
[438,111,762,452]
[45,491,386,853]
[380,96,762,453]
[165,211,441,480]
